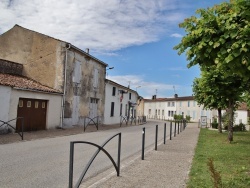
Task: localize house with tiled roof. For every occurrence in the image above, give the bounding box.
[0,59,62,132]
[143,94,249,125]
[143,94,216,123]
[0,25,107,131]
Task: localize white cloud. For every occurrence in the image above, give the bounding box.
[107,74,178,98]
[0,0,186,53]
[170,33,183,38]
[167,67,187,71]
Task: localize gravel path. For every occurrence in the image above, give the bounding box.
[84,122,200,188]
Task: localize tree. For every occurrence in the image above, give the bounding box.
[174,0,250,142]
[193,68,245,134]
[193,69,225,133]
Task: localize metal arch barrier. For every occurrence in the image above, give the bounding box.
[0,117,24,140]
[130,117,137,125]
[120,115,128,126]
[69,132,121,188]
[83,116,100,132]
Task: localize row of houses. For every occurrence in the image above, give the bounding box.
[0,25,139,133]
[143,95,249,125]
[0,25,248,133]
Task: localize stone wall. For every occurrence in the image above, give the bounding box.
[0,59,23,75]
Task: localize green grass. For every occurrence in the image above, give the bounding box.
[187,129,250,188]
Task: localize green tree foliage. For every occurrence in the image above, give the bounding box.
[174,0,250,142]
[174,0,250,79]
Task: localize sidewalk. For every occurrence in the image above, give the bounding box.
[84,123,200,188]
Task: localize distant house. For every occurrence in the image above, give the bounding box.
[0,25,108,129]
[143,94,249,126]
[222,103,249,125]
[143,95,216,123]
[0,59,62,132]
[104,79,139,125]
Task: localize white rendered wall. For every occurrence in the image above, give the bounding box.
[10,89,62,129]
[0,86,11,123]
[104,83,138,125]
[234,110,247,124]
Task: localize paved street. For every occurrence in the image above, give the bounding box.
[0,120,173,188]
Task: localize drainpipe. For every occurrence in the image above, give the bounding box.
[60,43,71,128]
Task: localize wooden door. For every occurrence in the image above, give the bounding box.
[16,98,47,132]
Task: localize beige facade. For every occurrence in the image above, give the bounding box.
[143,96,216,122]
[0,25,107,127]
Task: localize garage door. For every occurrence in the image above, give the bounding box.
[16,98,47,132]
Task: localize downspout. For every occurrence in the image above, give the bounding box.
[60,43,71,128]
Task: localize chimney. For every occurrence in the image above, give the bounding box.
[86,48,89,54]
[174,94,178,98]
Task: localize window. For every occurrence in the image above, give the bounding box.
[193,101,196,107]
[42,102,46,108]
[129,93,131,100]
[27,101,31,108]
[188,101,190,107]
[201,110,204,116]
[90,98,98,104]
[168,111,170,116]
[171,111,174,117]
[120,103,122,116]
[112,87,116,96]
[158,110,160,115]
[167,102,170,107]
[35,101,39,108]
[193,111,196,119]
[155,110,157,115]
[93,68,99,88]
[125,104,128,116]
[73,61,81,83]
[149,109,151,115]
[162,110,164,116]
[179,102,182,107]
[172,102,175,107]
[110,102,115,117]
[19,100,23,107]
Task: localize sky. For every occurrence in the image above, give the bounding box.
[0,0,228,99]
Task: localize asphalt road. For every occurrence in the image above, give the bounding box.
[0,120,179,188]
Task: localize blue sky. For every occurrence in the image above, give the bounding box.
[0,0,227,98]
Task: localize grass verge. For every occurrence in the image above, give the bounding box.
[187,129,250,188]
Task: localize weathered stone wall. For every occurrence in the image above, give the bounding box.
[64,48,106,122]
[0,59,23,75]
[0,25,65,92]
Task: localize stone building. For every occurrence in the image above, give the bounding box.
[0,25,107,129]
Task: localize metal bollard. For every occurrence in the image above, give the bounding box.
[178,121,180,134]
[174,121,176,137]
[155,125,158,150]
[170,121,172,140]
[164,123,166,144]
[142,127,145,160]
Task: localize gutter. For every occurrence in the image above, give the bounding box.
[60,43,71,128]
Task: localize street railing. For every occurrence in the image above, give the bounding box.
[0,117,24,140]
[69,132,121,188]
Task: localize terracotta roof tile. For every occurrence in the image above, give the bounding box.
[0,73,62,94]
[237,102,248,111]
[144,96,194,102]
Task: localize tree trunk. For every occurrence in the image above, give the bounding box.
[228,100,234,142]
[218,108,222,133]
